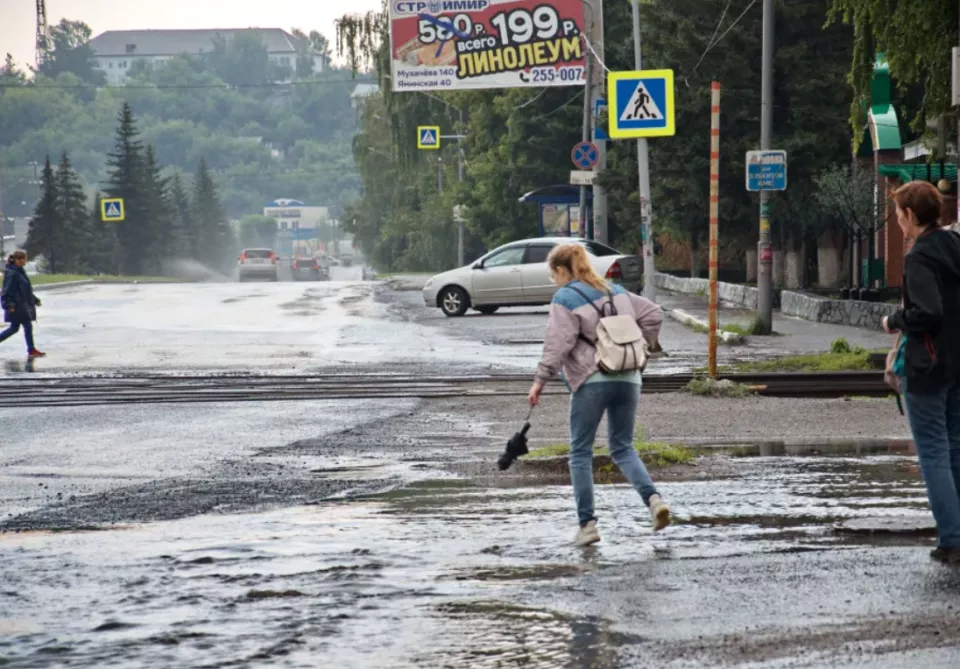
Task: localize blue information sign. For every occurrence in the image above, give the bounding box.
[746,150,788,191]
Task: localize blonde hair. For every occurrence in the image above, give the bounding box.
[548,243,608,291]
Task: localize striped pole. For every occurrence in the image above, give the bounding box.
[708,82,721,378]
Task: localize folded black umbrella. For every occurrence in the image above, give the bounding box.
[497,408,534,471]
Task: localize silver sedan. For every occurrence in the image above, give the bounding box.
[422,238,644,317]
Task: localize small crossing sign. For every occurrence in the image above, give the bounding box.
[100,198,125,222]
[571,142,599,170]
[607,69,676,139]
[417,126,441,150]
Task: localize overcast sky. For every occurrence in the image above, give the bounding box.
[2,0,383,70]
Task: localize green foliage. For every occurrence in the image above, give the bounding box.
[24,158,61,271]
[36,19,105,85]
[193,157,234,271]
[814,165,879,237]
[827,0,956,140]
[725,342,874,373]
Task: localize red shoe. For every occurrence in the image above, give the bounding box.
[28,349,46,358]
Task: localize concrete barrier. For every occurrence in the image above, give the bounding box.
[654,272,898,331]
[780,290,898,331]
[653,273,777,310]
[669,309,744,344]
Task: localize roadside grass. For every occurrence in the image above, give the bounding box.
[718,338,878,373]
[526,429,696,467]
[31,274,179,285]
[686,314,774,338]
[685,377,756,398]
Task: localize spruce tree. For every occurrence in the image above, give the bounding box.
[167,171,194,259]
[54,151,88,272]
[24,157,61,272]
[141,145,168,273]
[193,157,231,270]
[105,102,146,275]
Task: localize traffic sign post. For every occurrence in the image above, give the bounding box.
[571,142,599,171]
[746,150,787,191]
[417,126,440,150]
[607,69,676,139]
[100,198,125,222]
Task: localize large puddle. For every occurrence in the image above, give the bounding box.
[0,452,940,668]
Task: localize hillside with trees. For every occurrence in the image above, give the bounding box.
[0,19,365,220]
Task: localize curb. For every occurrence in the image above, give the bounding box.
[669,309,744,344]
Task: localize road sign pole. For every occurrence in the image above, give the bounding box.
[757,0,775,333]
[579,7,593,240]
[708,82,721,378]
[632,0,656,300]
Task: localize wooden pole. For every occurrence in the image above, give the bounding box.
[708,82,721,377]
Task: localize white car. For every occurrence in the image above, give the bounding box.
[422,237,644,317]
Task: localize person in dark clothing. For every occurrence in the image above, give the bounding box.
[0,250,46,358]
[882,181,960,564]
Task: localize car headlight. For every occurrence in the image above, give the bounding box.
[424,278,434,289]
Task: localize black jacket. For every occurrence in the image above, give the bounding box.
[1,262,38,325]
[888,228,960,394]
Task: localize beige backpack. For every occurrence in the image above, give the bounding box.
[569,286,649,373]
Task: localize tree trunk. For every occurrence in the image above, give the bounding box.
[746,249,758,283]
[785,231,801,289]
[800,230,810,288]
[689,231,701,279]
[817,229,842,288]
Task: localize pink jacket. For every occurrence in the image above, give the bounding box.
[534,281,663,392]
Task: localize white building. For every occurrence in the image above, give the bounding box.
[89,28,325,85]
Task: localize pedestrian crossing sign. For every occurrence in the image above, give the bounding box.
[100,198,125,222]
[417,126,440,150]
[607,69,676,140]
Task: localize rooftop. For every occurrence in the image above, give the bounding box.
[89,28,303,58]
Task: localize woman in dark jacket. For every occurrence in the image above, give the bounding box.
[0,250,46,357]
[882,182,960,565]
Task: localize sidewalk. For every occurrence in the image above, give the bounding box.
[657,290,894,356]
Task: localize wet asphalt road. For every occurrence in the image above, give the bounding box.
[2,278,956,668]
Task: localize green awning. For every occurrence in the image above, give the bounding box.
[878,163,957,183]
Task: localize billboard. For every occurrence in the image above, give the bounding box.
[389,0,587,92]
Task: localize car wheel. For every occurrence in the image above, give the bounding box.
[476,306,499,315]
[439,286,469,317]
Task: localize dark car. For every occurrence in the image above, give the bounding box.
[291,256,329,281]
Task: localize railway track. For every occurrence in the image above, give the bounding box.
[0,371,889,408]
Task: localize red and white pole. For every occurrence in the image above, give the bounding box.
[708,82,721,378]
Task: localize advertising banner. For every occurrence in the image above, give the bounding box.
[389,0,587,92]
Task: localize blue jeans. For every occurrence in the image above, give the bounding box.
[569,381,659,526]
[0,320,34,352]
[904,378,960,548]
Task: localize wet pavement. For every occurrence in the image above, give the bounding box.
[3,278,956,668]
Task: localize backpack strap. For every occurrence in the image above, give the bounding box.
[565,283,617,348]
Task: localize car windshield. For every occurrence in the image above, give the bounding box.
[579,240,622,257]
[244,249,272,259]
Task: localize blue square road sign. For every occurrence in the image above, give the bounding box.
[746,150,788,191]
[607,69,676,140]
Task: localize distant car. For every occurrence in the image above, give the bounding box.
[422,237,644,317]
[291,255,329,281]
[237,248,278,282]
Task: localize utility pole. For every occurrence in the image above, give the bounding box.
[457,109,465,266]
[0,158,5,258]
[631,0,655,300]
[757,0,775,332]
[579,7,593,240]
[587,0,608,244]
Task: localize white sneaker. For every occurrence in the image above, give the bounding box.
[573,520,601,547]
[649,494,671,532]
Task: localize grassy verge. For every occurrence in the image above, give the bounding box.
[686,314,772,338]
[718,338,879,373]
[31,274,180,285]
[527,430,696,467]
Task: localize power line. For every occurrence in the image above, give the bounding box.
[688,0,760,81]
[691,0,733,75]
[0,76,374,91]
